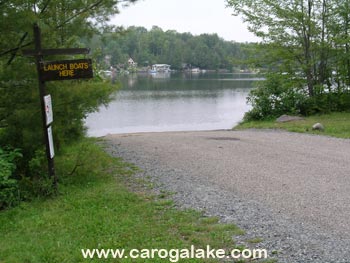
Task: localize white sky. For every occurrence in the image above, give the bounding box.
[111,0,259,42]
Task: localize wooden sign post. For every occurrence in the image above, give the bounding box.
[23,24,93,191]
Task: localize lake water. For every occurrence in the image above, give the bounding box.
[85,72,261,137]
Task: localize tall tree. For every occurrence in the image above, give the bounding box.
[226,0,337,96]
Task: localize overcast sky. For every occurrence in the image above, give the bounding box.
[111,0,259,42]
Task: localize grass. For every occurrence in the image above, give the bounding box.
[0,139,245,263]
[235,112,350,139]
[247,238,264,244]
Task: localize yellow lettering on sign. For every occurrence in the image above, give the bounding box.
[44,63,68,71]
[59,70,75,77]
[69,62,89,70]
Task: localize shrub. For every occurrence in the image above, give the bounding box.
[18,149,56,200]
[0,75,118,203]
[0,148,22,209]
[298,92,350,116]
[244,73,308,121]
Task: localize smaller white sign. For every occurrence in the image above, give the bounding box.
[44,95,53,126]
[47,126,55,159]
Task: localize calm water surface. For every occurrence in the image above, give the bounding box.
[85,72,261,136]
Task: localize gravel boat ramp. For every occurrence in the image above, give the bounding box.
[104,129,350,263]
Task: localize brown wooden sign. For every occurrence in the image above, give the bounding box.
[21,24,94,192]
[39,59,93,81]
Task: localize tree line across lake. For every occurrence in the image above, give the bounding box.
[88,26,258,71]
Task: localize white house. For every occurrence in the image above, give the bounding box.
[128,58,137,67]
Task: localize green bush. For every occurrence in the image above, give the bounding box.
[18,149,56,200]
[244,73,350,121]
[244,73,308,120]
[0,66,118,202]
[298,92,350,116]
[0,148,22,209]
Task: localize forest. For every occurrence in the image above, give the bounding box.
[88,26,257,71]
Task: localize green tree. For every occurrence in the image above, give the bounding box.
[91,26,253,71]
[227,0,350,119]
[330,0,350,90]
[0,0,138,202]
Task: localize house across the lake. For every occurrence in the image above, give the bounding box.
[128,58,138,72]
[150,64,171,73]
[128,58,137,67]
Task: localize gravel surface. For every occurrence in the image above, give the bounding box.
[104,129,350,263]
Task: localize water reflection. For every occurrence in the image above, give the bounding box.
[150,72,171,80]
[85,73,259,136]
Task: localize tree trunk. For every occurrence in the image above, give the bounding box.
[301,0,315,97]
